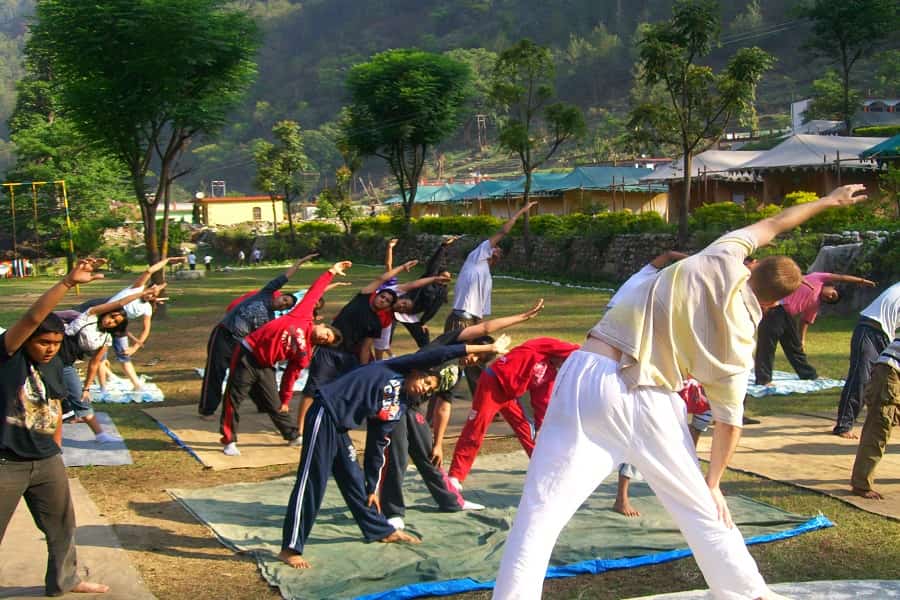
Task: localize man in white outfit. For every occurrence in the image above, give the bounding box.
[493,184,870,600]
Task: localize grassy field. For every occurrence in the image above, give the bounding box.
[1,262,898,600]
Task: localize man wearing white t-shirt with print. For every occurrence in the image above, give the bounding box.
[444,201,536,394]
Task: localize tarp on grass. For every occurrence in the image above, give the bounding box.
[170,452,830,600]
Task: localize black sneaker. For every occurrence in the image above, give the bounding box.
[742,415,761,425]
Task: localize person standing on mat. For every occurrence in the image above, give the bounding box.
[379,301,544,529]
[850,337,900,500]
[834,282,900,438]
[754,271,875,386]
[492,185,870,600]
[445,201,537,395]
[0,258,110,596]
[278,339,508,570]
[219,262,349,456]
[198,254,318,418]
[447,337,580,490]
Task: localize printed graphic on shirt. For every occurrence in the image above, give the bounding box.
[7,365,61,434]
[376,379,402,421]
[278,326,308,359]
[532,361,549,386]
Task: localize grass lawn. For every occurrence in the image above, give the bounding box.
[1,262,898,600]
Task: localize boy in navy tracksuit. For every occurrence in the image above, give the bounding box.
[279,340,505,569]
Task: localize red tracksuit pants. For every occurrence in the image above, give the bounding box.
[449,370,543,482]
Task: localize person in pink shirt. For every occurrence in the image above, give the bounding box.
[754,271,875,385]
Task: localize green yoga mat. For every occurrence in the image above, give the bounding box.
[170,452,830,600]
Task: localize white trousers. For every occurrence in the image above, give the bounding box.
[493,350,769,600]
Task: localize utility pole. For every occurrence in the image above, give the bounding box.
[476,114,488,151]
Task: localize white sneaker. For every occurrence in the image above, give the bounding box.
[462,500,485,511]
[223,442,241,456]
[95,432,123,444]
[288,435,303,447]
[387,516,405,530]
[448,476,463,492]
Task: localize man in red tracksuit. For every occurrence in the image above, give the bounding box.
[448,337,580,486]
[219,261,350,456]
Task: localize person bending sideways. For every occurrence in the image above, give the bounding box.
[850,337,900,500]
[493,184,870,600]
[0,258,111,596]
[278,339,508,570]
[198,254,318,417]
[219,262,349,456]
[448,337,580,489]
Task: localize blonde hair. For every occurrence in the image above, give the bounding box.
[749,256,802,304]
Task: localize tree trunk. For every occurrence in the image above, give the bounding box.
[679,151,693,248]
[271,196,279,235]
[286,199,296,240]
[522,170,533,260]
[842,65,852,135]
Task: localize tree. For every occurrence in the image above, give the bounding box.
[795,0,899,134]
[253,120,312,239]
[30,0,259,270]
[629,0,773,245]
[342,49,470,229]
[489,39,586,254]
[316,166,357,234]
[871,49,900,98]
[805,69,862,123]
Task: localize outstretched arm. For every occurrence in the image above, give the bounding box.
[284,253,320,279]
[827,274,877,288]
[384,238,398,271]
[85,286,156,317]
[131,256,186,289]
[706,422,741,529]
[456,299,544,342]
[423,235,459,276]
[743,185,868,248]
[649,250,689,270]
[3,258,106,356]
[360,260,418,294]
[488,201,538,247]
[395,274,452,294]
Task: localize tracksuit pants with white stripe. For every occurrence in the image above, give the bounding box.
[199,325,239,416]
[381,403,465,518]
[493,350,769,600]
[282,401,395,554]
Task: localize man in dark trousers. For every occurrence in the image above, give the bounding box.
[278,339,507,569]
[198,254,318,417]
[219,261,349,456]
[0,258,110,596]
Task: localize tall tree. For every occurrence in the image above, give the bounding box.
[805,69,862,123]
[30,0,259,268]
[342,49,470,228]
[489,39,586,254]
[253,120,312,239]
[629,0,773,245]
[795,0,898,134]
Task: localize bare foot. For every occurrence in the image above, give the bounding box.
[852,487,884,500]
[71,581,110,593]
[612,499,641,517]
[380,530,421,544]
[277,549,311,569]
[836,430,858,440]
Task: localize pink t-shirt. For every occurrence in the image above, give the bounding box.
[781,272,833,324]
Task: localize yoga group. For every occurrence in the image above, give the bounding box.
[2,184,898,599]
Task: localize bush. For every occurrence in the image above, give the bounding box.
[782,191,817,207]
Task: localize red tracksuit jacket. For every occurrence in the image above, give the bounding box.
[490,337,581,402]
[241,270,334,408]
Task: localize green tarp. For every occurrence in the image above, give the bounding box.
[171,452,828,600]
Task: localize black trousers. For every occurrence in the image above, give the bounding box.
[443,310,483,396]
[380,404,465,518]
[220,346,298,444]
[198,325,238,416]
[754,305,817,385]
[400,321,431,348]
[301,347,360,400]
[0,453,80,595]
[834,318,889,434]
[281,403,394,554]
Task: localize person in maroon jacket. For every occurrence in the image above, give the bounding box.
[448,337,580,488]
[219,261,350,456]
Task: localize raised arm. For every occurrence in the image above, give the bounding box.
[649,250,689,270]
[131,256,186,289]
[284,253,320,280]
[360,260,418,294]
[85,286,155,317]
[743,185,868,248]
[384,238,398,271]
[3,258,106,356]
[488,201,538,247]
[827,273,877,288]
[423,235,459,276]
[456,299,544,342]
[395,274,452,294]
[293,261,351,317]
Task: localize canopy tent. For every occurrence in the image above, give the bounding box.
[640,150,764,183]
[557,166,666,192]
[730,134,886,172]
[860,134,900,161]
[483,172,571,197]
[448,179,514,201]
[383,183,474,205]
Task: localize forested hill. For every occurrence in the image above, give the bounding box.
[0,0,880,192]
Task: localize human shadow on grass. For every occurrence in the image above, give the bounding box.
[0,584,45,597]
[76,523,253,562]
[132,498,285,527]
